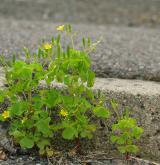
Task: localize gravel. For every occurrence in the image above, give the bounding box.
[0,154,158,165]
[0,155,47,165]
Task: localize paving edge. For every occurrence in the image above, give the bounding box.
[93,78,160,161]
[0,68,160,161]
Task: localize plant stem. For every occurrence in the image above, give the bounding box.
[125,152,130,160]
[70,34,75,49]
[75,137,81,153]
[112,107,120,120]
[28,89,32,111]
[125,141,130,160]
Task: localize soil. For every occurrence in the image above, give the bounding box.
[0,151,159,165]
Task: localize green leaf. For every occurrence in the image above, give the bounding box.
[111,135,118,143]
[125,145,139,153]
[12,53,16,64]
[82,38,86,48]
[37,139,50,151]
[67,45,70,58]
[62,96,74,108]
[57,44,61,59]
[56,34,61,45]
[51,37,55,45]
[35,117,52,136]
[44,89,61,108]
[87,71,95,87]
[32,95,43,110]
[30,63,43,71]
[10,130,24,138]
[111,99,118,110]
[9,101,29,117]
[63,75,70,85]
[0,115,4,121]
[68,24,72,33]
[56,70,64,82]
[116,136,126,145]
[78,98,91,113]
[118,145,138,154]
[117,118,136,130]
[20,136,34,149]
[62,127,77,140]
[88,37,91,47]
[80,130,92,139]
[132,127,143,139]
[86,89,94,100]
[0,90,5,103]
[93,106,110,118]
[20,67,32,79]
[24,119,34,129]
[14,60,26,70]
[118,146,126,154]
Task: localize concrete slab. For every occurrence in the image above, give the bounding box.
[93,78,160,162]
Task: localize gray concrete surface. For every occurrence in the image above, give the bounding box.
[0,0,160,27]
[0,19,160,81]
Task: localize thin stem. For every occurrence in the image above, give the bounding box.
[70,34,75,49]
[112,107,120,120]
[125,141,130,160]
[28,89,32,111]
[70,137,81,154]
[22,92,27,101]
[125,152,130,160]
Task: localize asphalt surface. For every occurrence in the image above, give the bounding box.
[0,19,160,81]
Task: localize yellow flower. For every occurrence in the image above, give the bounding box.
[60,109,68,117]
[99,101,103,104]
[43,43,52,50]
[56,25,65,31]
[2,111,10,119]
[22,117,27,124]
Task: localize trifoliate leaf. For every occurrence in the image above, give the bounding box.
[93,106,110,118]
[9,101,29,117]
[35,117,52,136]
[125,145,139,153]
[37,139,50,151]
[118,146,126,154]
[44,89,61,108]
[111,135,118,143]
[62,127,77,140]
[20,137,34,149]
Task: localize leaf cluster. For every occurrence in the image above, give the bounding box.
[0,25,110,155]
[111,109,143,155]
